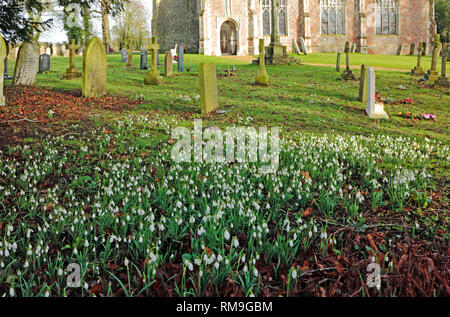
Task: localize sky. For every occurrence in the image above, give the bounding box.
[39,0,153,44]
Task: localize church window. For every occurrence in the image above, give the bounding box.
[279,0,287,35]
[375,0,398,35]
[320,0,345,35]
[262,0,271,35]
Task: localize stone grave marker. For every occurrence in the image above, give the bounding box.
[425,34,441,83]
[157,51,160,66]
[0,35,6,106]
[366,67,388,119]
[358,64,367,103]
[255,39,269,86]
[140,50,148,70]
[63,39,81,79]
[144,37,162,85]
[397,44,403,55]
[121,49,127,62]
[409,43,416,55]
[199,62,219,114]
[82,37,107,97]
[435,42,449,87]
[165,50,173,76]
[351,43,357,53]
[177,44,184,72]
[38,53,50,73]
[126,38,134,70]
[292,39,301,55]
[336,52,341,72]
[422,42,427,56]
[412,43,425,77]
[13,40,39,86]
[299,37,307,55]
[341,41,355,80]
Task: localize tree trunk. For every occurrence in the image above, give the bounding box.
[81,2,91,48]
[101,0,111,52]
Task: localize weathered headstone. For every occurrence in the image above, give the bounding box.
[164,50,173,76]
[336,52,341,72]
[409,43,416,55]
[51,44,58,56]
[422,42,427,56]
[412,43,425,77]
[140,50,148,70]
[121,49,127,62]
[177,44,184,72]
[299,37,307,55]
[425,34,441,83]
[396,44,403,56]
[292,39,301,55]
[358,64,367,103]
[13,40,39,86]
[82,37,107,97]
[351,43,357,53]
[126,38,134,70]
[366,67,388,119]
[341,41,355,80]
[435,42,449,87]
[144,37,162,85]
[199,63,219,114]
[63,39,81,80]
[157,51,160,66]
[38,53,50,73]
[255,39,269,86]
[0,36,6,106]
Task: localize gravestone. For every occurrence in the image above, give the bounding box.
[144,37,162,85]
[422,42,427,56]
[412,43,425,77]
[365,67,388,119]
[292,39,301,55]
[51,44,58,56]
[358,64,367,103]
[396,44,403,56]
[82,37,107,97]
[157,51,160,66]
[177,44,184,72]
[341,41,355,80]
[255,39,269,86]
[165,50,173,76]
[63,39,81,80]
[424,34,441,83]
[299,37,307,55]
[121,49,127,62]
[126,38,134,70]
[435,43,449,87]
[199,63,219,114]
[336,52,341,72]
[38,53,50,73]
[13,40,39,86]
[3,57,9,79]
[409,43,416,55]
[351,43,357,53]
[0,36,6,106]
[140,50,148,70]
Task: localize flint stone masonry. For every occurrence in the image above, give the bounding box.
[82,37,107,97]
[13,40,39,86]
[199,62,219,114]
[154,0,433,56]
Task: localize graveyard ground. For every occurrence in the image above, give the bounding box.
[0,53,449,297]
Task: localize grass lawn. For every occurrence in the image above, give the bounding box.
[0,53,449,297]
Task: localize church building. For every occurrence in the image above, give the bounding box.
[152,0,436,56]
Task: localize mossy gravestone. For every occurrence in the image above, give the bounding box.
[13,40,39,86]
[144,37,162,85]
[126,38,134,70]
[425,34,441,83]
[412,43,425,77]
[341,41,355,80]
[199,63,219,114]
[82,37,107,97]
[255,39,269,86]
[165,50,173,76]
[435,43,449,87]
[358,64,367,103]
[64,39,81,80]
[0,35,6,106]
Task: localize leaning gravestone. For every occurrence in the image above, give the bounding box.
[255,38,269,86]
[336,52,341,72]
[13,40,39,86]
[397,44,403,56]
[140,50,148,70]
[121,49,127,62]
[38,53,50,73]
[292,39,301,55]
[199,63,219,114]
[165,50,173,76]
[366,67,388,119]
[177,44,184,72]
[409,43,416,55]
[0,35,6,106]
[358,64,367,103]
[82,37,107,97]
[299,37,307,55]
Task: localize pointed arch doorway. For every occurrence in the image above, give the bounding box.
[220,20,238,55]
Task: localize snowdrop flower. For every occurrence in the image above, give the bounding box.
[291,269,297,279]
[224,230,230,241]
